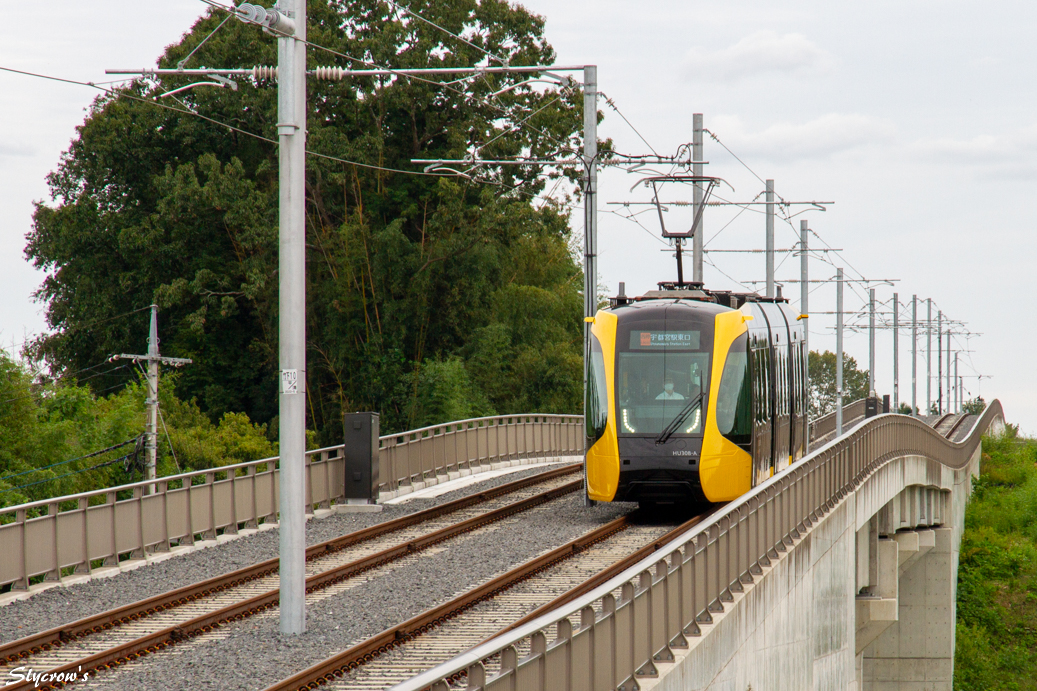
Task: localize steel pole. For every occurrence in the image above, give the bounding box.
[893,292,899,412]
[692,113,704,284]
[926,299,932,415]
[946,327,952,413]
[800,219,809,448]
[145,304,159,494]
[836,268,844,436]
[937,311,943,415]
[765,180,774,298]
[954,352,959,412]
[278,0,308,635]
[582,65,598,506]
[868,288,876,396]
[911,295,917,416]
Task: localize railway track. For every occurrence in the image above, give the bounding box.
[261,510,708,691]
[945,414,972,441]
[0,464,583,691]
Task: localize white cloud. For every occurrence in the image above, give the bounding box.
[912,125,1037,179]
[710,113,896,161]
[0,143,34,159]
[683,31,833,82]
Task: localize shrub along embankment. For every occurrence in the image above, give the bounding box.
[955,427,1037,690]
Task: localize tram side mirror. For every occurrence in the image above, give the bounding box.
[797,314,809,321]
[584,317,595,323]
[741,315,754,323]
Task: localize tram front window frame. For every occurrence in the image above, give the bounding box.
[615,318,714,438]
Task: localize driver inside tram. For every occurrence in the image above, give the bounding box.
[656,375,685,401]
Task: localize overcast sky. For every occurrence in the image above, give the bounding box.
[2,1,1033,432]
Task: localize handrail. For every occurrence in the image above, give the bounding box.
[0,413,583,590]
[392,399,1005,691]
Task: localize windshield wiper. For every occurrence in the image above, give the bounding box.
[655,391,705,445]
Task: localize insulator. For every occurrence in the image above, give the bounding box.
[252,65,278,80]
[263,9,295,35]
[313,66,346,81]
[235,3,267,25]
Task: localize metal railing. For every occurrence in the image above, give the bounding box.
[397,400,1005,691]
[0,414,582,590]
[810,398,867,442]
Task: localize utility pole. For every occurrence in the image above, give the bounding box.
[800,219,809,449]
[765,179,775,298]
[868,288,876,396]
[926,299,932,415]
[893,292,899,412]
[937,311,943,415]
[582,65,598,507]
[954,351,959,413]
[911,295,917,416]
[836,268,844,437]
[277,0,308,635]
[946,328,952,415]
[112,304,192,494]
[692,113,704,284]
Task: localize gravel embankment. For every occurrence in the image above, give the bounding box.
[0,462,580,645]
[84,494,633,690]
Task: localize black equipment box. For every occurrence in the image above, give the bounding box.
[865,397,879,418]
[344,412,380,502]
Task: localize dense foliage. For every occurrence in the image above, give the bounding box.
[26,0,589,442]
[807,350,870,418]
[954,427,1037,690]
[0,353,275,510]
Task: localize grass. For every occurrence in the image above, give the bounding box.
[955,427,1037,691]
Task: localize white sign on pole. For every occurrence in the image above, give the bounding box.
[281,369,301,395]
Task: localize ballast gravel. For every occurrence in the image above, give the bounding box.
[0,461,579,645]
[84,493,632,691]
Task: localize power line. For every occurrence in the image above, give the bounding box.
[384,0,509,66]
[0,436,141,484]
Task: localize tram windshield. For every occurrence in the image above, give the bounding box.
[616,327,711,436]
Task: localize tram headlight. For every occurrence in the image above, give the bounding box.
[622,408,636,433]
[684,408,701,433]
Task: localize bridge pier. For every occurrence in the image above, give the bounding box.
[861,526,956,689]
[643,448,979,691]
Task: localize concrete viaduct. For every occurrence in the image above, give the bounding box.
[403,401,1006,691]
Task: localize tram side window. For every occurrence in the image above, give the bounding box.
[716,333,752,446]
[586,333,609,446]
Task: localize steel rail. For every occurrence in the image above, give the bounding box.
[261,514,639,691]
[481,509,716,646]
[0,465,580,686]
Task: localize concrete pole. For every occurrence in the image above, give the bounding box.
[893,293,899,412]
[937,311,943,415]
[926,299,932,415]
[946,328,952,414]
[692,113,704,284]
[868,288,876,396]
[582,65,598,506]
[836,268,844,437]
[765,180,775,298]
[278,0,308,635]
[800,219,809,448]
[145,304,159,494]
[911,295,917,416]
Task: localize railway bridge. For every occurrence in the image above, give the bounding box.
[0,401,1005,691]
[401,403,1004,691]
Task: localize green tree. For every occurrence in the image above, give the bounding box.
[962,396,987,415]
[25,0,592,440]
[808,350,870,418]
